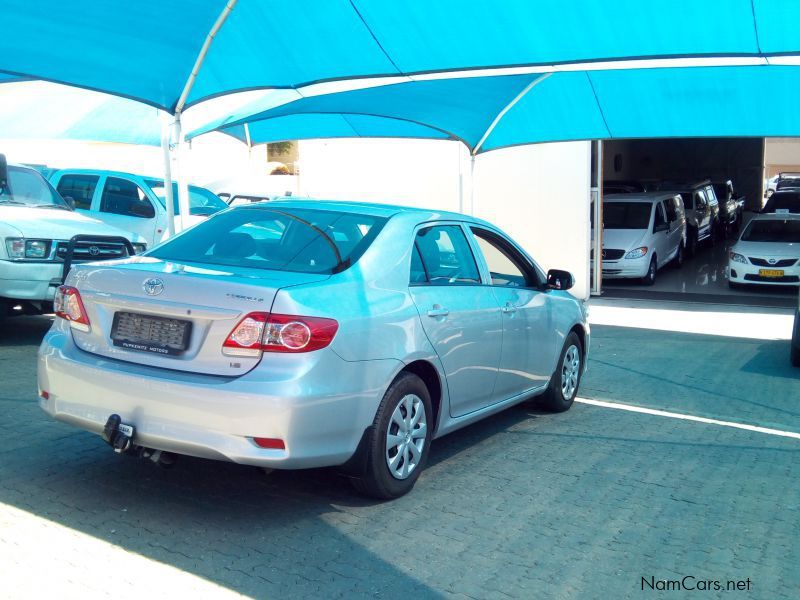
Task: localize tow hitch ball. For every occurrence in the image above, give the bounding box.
[102,414,133,453]
[101,414,177,468]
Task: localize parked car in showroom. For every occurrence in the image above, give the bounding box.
[38,200,589,499]
[49,169,227,248]
[762,190,800,215]
[728,213,800,287]
[594,193,686,285]
[0,156,146,316]
[659,181,719,253]
[712,180,746,233]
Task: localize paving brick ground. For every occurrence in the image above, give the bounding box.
[1,314,798,599]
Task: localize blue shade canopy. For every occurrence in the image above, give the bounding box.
[196,65,800,153]
[1,1,799,112]
[0,82,162,146]
[223,114,451,145]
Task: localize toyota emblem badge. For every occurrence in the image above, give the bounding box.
[143,277,164,296]
[88,245,100,256]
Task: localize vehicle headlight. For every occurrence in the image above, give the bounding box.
[131,243,147,255]
[729,252,748,264]
[625,247,648,259]
[5,238,51,259]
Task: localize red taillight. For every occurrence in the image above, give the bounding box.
[54,285,90,332]
[252,437,285,450]
[222,312,338,356]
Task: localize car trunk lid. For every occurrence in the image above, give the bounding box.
[68,257,328,376]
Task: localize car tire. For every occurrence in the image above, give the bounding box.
[791,311,800,368]
[673,243,685,269]
[350,372,433,499]
[536,332,583,413]
[641,256,657,286]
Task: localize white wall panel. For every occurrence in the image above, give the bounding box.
[299,138,591,299]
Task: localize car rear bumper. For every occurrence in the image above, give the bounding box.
[728,261,800,286]
[38,321,401,469]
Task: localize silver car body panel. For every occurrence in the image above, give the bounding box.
[38,200,589,469]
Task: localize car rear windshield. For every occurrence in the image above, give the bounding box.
[740,219,800,243]
[603,202,652,229]
[148,206,388,274]
[763,192,800,214]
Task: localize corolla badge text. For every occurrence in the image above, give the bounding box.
[143,277,165,296]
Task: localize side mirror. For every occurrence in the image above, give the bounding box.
[546,269,574,291]
[0,153,8,193]
[63,195,76,210]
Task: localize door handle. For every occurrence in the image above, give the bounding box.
[501,302,517,314]
[427,306,449,318]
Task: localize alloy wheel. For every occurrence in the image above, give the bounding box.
[385,394,427,480]
[561,345,581,400]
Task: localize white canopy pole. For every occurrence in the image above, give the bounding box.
[170,0,238,233]
[160,112,176,238]
[468,154,476,215]
[457,143,464,213]
[172,115,192,232]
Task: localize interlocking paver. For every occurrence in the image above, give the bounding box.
[0,315,798,599]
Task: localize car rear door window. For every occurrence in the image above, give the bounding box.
[412,225,480,285]
[56,174,98,210]
[470,228,536,287]
[100,177,155,219]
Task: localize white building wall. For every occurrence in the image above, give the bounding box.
[299,138,591,299]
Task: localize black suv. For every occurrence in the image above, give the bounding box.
[657,180,721,254]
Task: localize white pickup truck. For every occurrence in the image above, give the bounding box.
[0,157,147,315]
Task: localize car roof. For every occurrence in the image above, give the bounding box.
[603,192,678,203]
[658,180,712,192]
[51,168,147,179]
[248,198,496,226]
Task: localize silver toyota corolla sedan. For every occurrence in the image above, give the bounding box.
[38,200,589,498]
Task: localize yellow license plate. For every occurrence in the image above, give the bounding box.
[758,269,784,278]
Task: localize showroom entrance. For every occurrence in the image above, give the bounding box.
[593,137,798,307]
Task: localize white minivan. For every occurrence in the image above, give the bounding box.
[49,169,228,248]
[596,193,687,285]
